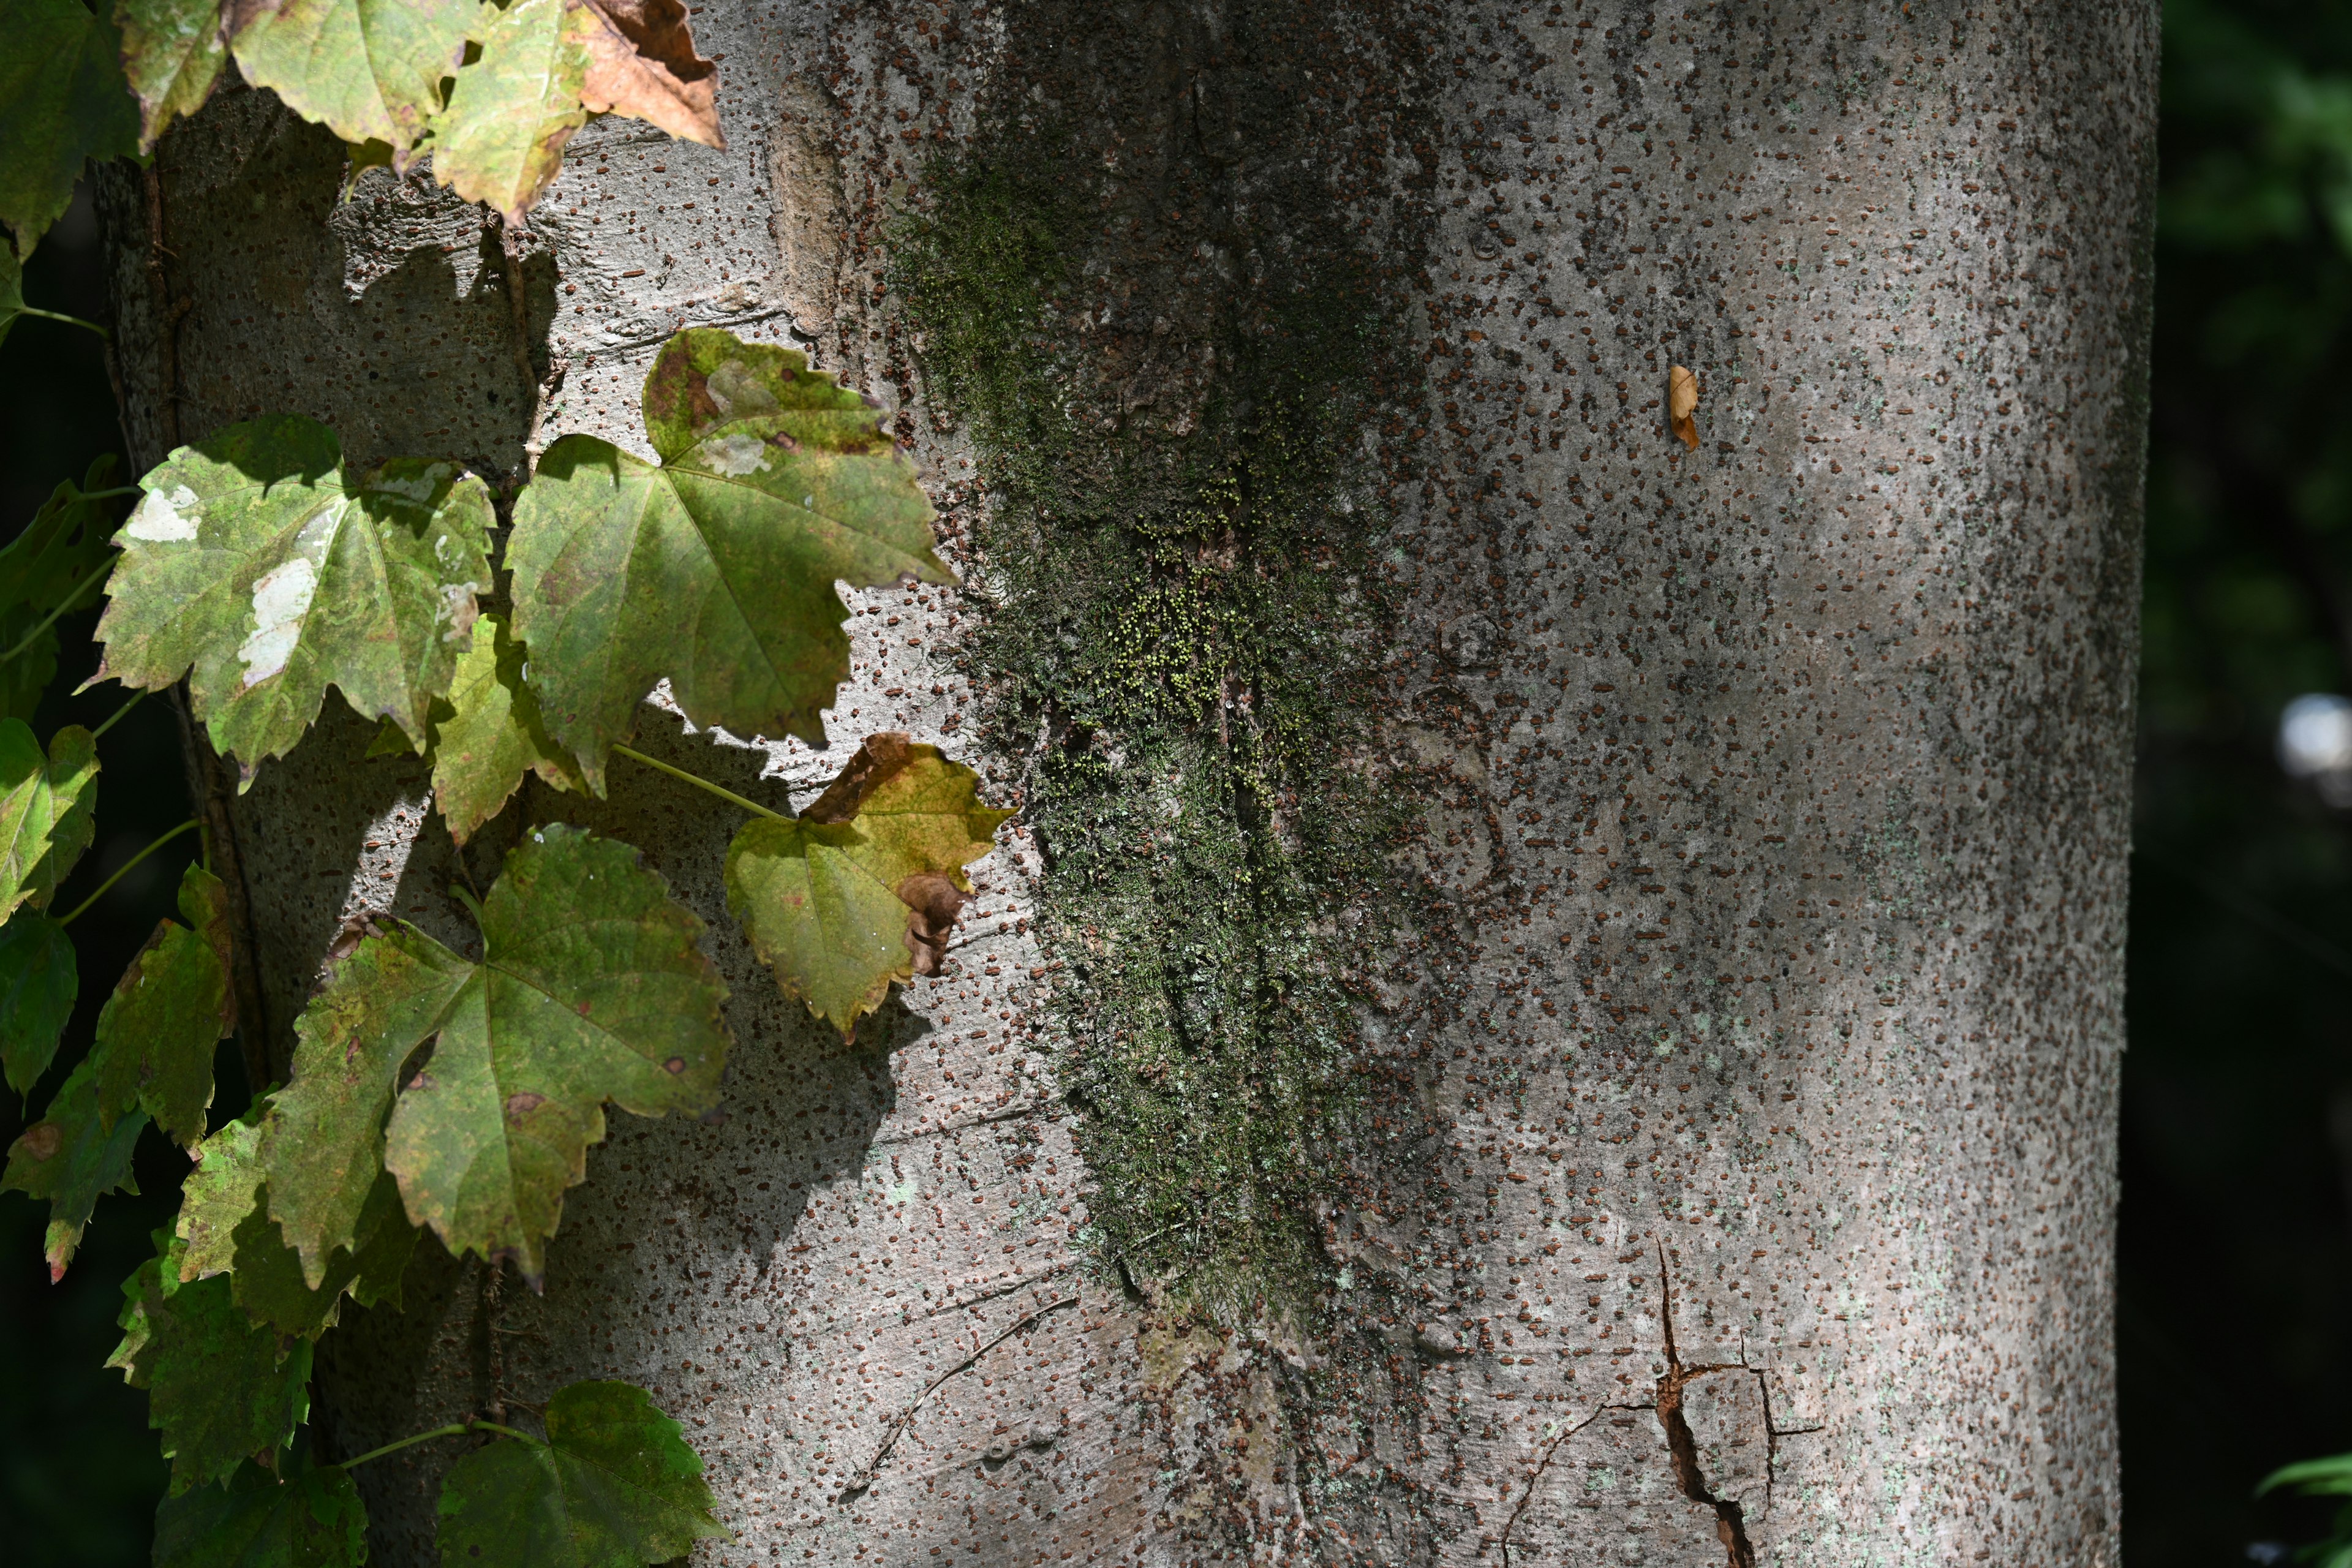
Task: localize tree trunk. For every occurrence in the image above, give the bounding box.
[99,1,2156,1562]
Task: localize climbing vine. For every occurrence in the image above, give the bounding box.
[0,9,1006,1562]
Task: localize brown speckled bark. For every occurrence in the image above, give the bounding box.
[100,2,2152,1563]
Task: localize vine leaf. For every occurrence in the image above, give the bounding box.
[435,1381,729,1567]
[262,824,729,1286]
[93,417,494,785]
[0,720,97,923]
[0,0,140,250]
[228,0,473,170]
[92,862,233,1148]
[432,613,584,845]
[108,1227,313,1494]
[0,241,21,352]
[430,0,721,225]
[153,1450,369,1568]
[179,1102,415,1340]
[510,328,947,790]
[0,911,74,1097]
[0,456,120,725]
[117,0,230,153]
[725,734,1009,1038]
[1,1051,145,1279]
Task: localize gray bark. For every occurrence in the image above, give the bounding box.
[99,2,2155,1564]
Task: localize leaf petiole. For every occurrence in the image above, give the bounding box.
[0,565,110,663]
[57,818,200,927]
[10,306,109,341]
[91,688,146,740]
[338,1416,539,1472]
[613,743,791,821]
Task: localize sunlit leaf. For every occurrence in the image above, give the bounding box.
[92,862,232,1147]
[229,0,473,169]
[432,612,584,844]
[435,1381,728,1567]
[0,911,74,1098]
[179,1102,415,1339]
[0,0,140,250]
[263,824,728,1286]
[93,417,494,784]
[108,1227,312,1493]
[725,734,1008,1037]
[428,0,587,225]
[572,0,721,151]
[153,1450,369,1568]
[510,328,946,790]
[1,1051,143,1278]
[118,0,229,153]
[0,720,96,922]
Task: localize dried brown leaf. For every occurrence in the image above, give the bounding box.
[1668,364,1700,450]
[575,0,722,149]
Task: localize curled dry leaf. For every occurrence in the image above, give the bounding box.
[898,872,966,977]
[575,0,723,149]
[1668,364,1700,450]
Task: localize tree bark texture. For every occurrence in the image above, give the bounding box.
[98,2,2156,1564]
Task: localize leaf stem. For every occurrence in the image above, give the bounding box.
[0,567,110,663]
[12,306,109,341]
[67,484,139,502]
[56,818,198,927]
[470,1420,538,1444]
[613,743,790,821]
[91,688,146,740]
[337,1424,471,1471]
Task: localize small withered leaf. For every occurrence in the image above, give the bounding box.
[897,872,967,977]
[1668,364,1700,450]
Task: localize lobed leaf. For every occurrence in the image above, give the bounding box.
[229,0,473,168]
[263,825,728,1286]
[725,734,1009,1038]
[0,720,97,921]
[109,1227,312,1493]
[0,456,121,724]
[153,1450,369,1568]
[0,911,75,1098]
[510,329,947,790]
[1,1051,144,1279]
[92,862,233,1147]
[0,0,140,251]
[572,0,722,152]
[179,1102,415,1338]
[432,612,584,844]
[429,0,587,224]
[435,1380,729,1567]
[118,0,230,153]
[94,417,494,784]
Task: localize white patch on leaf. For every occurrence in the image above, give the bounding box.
[704,434,772,475]
[705,360,778,419]
[237,497,345,688]
[439,580,483,643]
[373,464,453,503]
[124,484,202,542]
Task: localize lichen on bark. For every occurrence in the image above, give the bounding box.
[892,0,1436,1317]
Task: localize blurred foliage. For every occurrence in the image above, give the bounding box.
[2133,1,2352,1563]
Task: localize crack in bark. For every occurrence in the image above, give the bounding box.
[1653,1243,1755,1568]
[834,1291,1079,1502]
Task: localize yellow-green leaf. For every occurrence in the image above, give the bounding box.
[93,417,494,785]
[432,612,583,844]
[117,0,228,153]
[428,0,587,224]
[510,328,947,790]
[0,719,97,921]
[725,734,1009,1038]
[2,1052,145,1280]
[263,825,729,1286]
[228,0,473,169]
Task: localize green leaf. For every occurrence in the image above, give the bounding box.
[108,1228,312,1494]
[0,910,74,1097]
[118,0,229,153]
[93,418,494,783]
[92,862,233,1147]
[510,328,947,789]
[2,1051,144,1279]
[0,0,140,251]
[229,0,473,168]
[435,1381,729,1567]
[429,0,587,225]
[0,240,20,353]
[264,824,728,1285]
[725,733,1009,1037]
[179,1102,416,1339]
[153,1450,369,1568]
[0,719,97,920]
[0,456,122,722]
[432,612,583,844]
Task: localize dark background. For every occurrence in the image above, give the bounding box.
[2,1,2346,1559]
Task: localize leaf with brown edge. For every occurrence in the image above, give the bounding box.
[117,0,230,153]
[227,0,475,169]
[427,0,586,224]
[724,734,1011,1038]
[91,863,235,1148]
[1669,364,1699,450]
[575,0,721,149]
[2,1053,145,1280]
